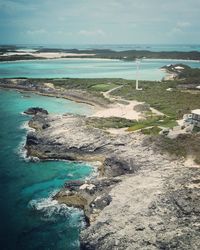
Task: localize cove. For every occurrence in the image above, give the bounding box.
[0,89,93,250]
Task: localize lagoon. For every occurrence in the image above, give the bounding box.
[0,58,200,80]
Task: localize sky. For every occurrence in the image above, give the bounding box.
[0,0,199,45]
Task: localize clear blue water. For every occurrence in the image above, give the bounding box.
[0,58,200,80]
[0,89,93,250]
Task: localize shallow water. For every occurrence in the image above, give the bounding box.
[0,58,200,80]
[0,89,93,250]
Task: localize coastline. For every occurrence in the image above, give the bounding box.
[24,110,200,249]
[1,76,200,249]
[0,57,120,63]
[0,83,106,110]
[0,79,151,121]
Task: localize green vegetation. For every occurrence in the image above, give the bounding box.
[180,67,200,78]
[163,64,200,85]
[141,126,162,135]
[112,81,200,119]
[51,78,124,91]
[127,116,177,132]
[36,67,199,123]
[14,78,125,106]
[86,117,134,129]
[154,134,200,164]
[0,54,43,61]
[89,83,118,92]
[1,61,199,164]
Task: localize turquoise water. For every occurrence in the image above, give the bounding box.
[0,89,93,250]
[0,58,200,80]
[1,43,200,249]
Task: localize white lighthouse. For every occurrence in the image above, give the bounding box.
[135,59,143,90]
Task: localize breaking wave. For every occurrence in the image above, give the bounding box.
[17,121,39,162]
[28,191,84,223]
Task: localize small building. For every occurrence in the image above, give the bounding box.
[191,109,200,127]
[174,66,184,70]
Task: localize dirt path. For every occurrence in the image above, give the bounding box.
[102,85,127,103]
[94,85,165,119]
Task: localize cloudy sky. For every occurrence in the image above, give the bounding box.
[0,0,199,45]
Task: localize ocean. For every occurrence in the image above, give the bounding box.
[0,89,93,250]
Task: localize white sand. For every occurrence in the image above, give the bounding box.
[33,52,96,58]
[92,101,143,120]
[91,84,165,120]
[2,52,96,59]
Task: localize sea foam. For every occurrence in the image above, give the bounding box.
[28,190,82,220]
[18,121,39,162]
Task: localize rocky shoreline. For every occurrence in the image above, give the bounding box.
[24,110,200,249]
[0,78,109,109]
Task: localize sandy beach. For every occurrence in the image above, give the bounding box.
[1,52,96,59]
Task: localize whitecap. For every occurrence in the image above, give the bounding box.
[19,121,35,132]
[20,111,28,116]
[29,196,62,218]
[67,173,74,177]
[17,134,27,160]
[28,191,81,219]
[29,197,58,211]
[17,121,36,161]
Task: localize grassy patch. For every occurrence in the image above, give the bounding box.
[112,81,200,119]
[90,83,118,92]
[50,78,124,91]
[127,116,177,132]
[86,117,135,129]
[141,126,162,135]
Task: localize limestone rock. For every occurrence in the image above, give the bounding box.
[24,107,48,115]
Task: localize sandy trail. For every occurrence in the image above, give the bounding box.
[92,85,164,120]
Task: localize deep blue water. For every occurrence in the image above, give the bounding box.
[0,89,93,250]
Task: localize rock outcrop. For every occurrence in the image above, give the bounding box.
[25,112,200,250]
[24,107,48,115]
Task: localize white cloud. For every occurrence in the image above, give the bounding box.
[168,21,191,36]
[78,29,105,36]
[26,29,47,36]
[176,21,191,28]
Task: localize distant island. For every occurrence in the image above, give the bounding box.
[1,45,200,61]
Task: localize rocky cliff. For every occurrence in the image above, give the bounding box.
[25,112,200,250]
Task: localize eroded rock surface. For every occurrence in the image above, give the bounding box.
[24,107,48,115]
[25,112,200,250]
